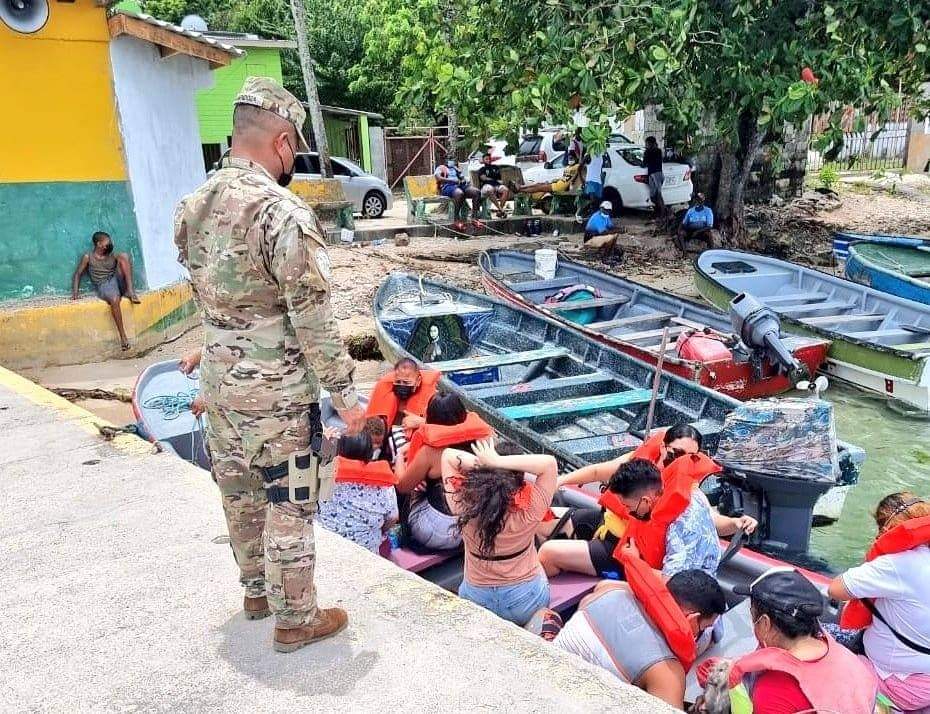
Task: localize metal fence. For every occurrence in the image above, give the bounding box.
[808,106,909,173]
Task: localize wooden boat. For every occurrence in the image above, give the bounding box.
[695,249,930,416]
[132,359,361,470]
[833,231,929,261]
[374,272,863,523]
[845,239,930,306]
[479,249,830,400]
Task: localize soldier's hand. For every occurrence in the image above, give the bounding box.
[190,395,207,417]
[338,404,365,435]
[178,348,202,375]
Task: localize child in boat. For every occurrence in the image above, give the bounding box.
[317,418,398,553]
[395,392,493,551]
[443,439,557,626]
[826,492,930,712]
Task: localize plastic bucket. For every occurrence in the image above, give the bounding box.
[535,249,557,279]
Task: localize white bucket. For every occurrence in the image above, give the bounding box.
[535,249,557,279]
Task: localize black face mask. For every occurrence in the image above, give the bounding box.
[102,243,114,255]
[392,384,415,400]
[277,137,296,187]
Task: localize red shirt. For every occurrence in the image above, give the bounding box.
[751,670,813,714]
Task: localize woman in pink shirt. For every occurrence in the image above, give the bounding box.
[442,439,557,626]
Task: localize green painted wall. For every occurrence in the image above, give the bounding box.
[324,116,351,160]
[197,48,285,144]
[0,181,145,300]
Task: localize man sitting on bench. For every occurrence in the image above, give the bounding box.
[584,200,624,263]
[477,151,510,218]
[434,157,481,220]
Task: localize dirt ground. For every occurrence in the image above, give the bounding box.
[24,177,930,424]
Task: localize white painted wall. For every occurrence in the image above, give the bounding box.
[110,36,214,289]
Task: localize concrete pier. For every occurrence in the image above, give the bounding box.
[0,366,671,712]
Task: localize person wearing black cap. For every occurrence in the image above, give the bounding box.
[725,568,879,714]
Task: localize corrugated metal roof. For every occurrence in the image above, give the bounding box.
[110,10,246,58]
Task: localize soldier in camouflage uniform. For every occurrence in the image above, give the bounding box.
[174,77,365,653]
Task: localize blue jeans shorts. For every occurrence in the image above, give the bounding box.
[458,571,550,626]
[583,181,603,200]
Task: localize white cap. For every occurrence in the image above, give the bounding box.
[600,200,613,211]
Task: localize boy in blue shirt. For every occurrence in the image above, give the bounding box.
[675,192,717,253]
[584,200,624,262]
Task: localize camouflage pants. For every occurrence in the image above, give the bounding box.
[206,406,320,629]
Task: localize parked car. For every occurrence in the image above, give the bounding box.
[293,153,393,218]
[521,144,693,214]
[602,144,692,212]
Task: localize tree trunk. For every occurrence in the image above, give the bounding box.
[447,109,458,156]
[707,119,765,249]
[289,0,332,178]
[441,0,458,156]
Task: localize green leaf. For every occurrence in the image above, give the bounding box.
[509,48,519,62]
[824,5,834,16]
[917,43,928,54]
[650,45,669,61]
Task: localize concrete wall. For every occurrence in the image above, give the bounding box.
[196,47,285,144]
[906,117,930,173]
[369,125,387,180]
[0,2,144,300]
[110,36,212,290]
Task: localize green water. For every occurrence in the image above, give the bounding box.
[809,383,930,570]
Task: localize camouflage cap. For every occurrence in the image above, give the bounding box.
[235,76,311,151]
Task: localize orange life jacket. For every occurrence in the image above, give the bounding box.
[633,430,722,486]
[728,635,879,713]
[598,467,694,570]
[840,515,930,629]
[365,369,441,427]
[406,412,494,463]
[620,551,698,670]
[334,456,397,487]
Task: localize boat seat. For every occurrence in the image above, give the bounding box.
[617,325,690,342]
[387,302,493,318]
[778,300,858,317]
[466,372,613,399]
[847,328,917,340]
[587,311,672,331]
[553,432,642,457]
[549,573,600,613]
[508,276,578,292]
[499,388,653,420]
[893,342,930,354]
[429,346,569,373]
[545,296,630,312]
[763,291,829,305]
[388,548,452,574]
[669,316,713,331]
[801,313,884,326]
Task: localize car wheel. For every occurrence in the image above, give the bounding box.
[362,191,386,219]
[602,188,623,218]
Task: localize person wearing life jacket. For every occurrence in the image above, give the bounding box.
[540,423,756,556]
[538,457,720,580]
[443,438,558,626]
[365,357,440,432]
[317,421,399,553]
[826,492,930,713]
[721,568,880,714]
[395,392,494,551]
[554,562,726,708]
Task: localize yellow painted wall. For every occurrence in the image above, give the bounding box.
[0,1,127,182]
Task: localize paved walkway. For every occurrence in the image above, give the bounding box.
[0,366,670,712]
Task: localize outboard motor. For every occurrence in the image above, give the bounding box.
[729,292,806,383]
[708,396,839,567]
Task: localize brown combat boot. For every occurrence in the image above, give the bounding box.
[243,595,271,620]
[272,607,348,653]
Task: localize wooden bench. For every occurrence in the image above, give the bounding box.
[499,388,653,420]
[551,190,582,216]
[429,346,569,373]
[588,311,671,332]
[620,325,690,343]
[465,372,614,399]
[404,174,454,223]
[509,276,578,293]
[291,177,354,229]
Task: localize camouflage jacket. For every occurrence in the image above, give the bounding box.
[174,157,356,414]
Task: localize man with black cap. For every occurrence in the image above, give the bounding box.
[723,568,879,713]
[174,77,365,653]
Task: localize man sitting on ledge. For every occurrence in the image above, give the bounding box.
[71,231,141,351]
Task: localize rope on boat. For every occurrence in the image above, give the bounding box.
[142,390,199,421]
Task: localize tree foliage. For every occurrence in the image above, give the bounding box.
[359,0,930,240]
[142,0,392,113]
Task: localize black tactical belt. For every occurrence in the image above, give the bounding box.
[262,462,289,482]
[265,486,292,504]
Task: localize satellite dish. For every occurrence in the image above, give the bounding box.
[180,14,208,32]
[0,0,49,34]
